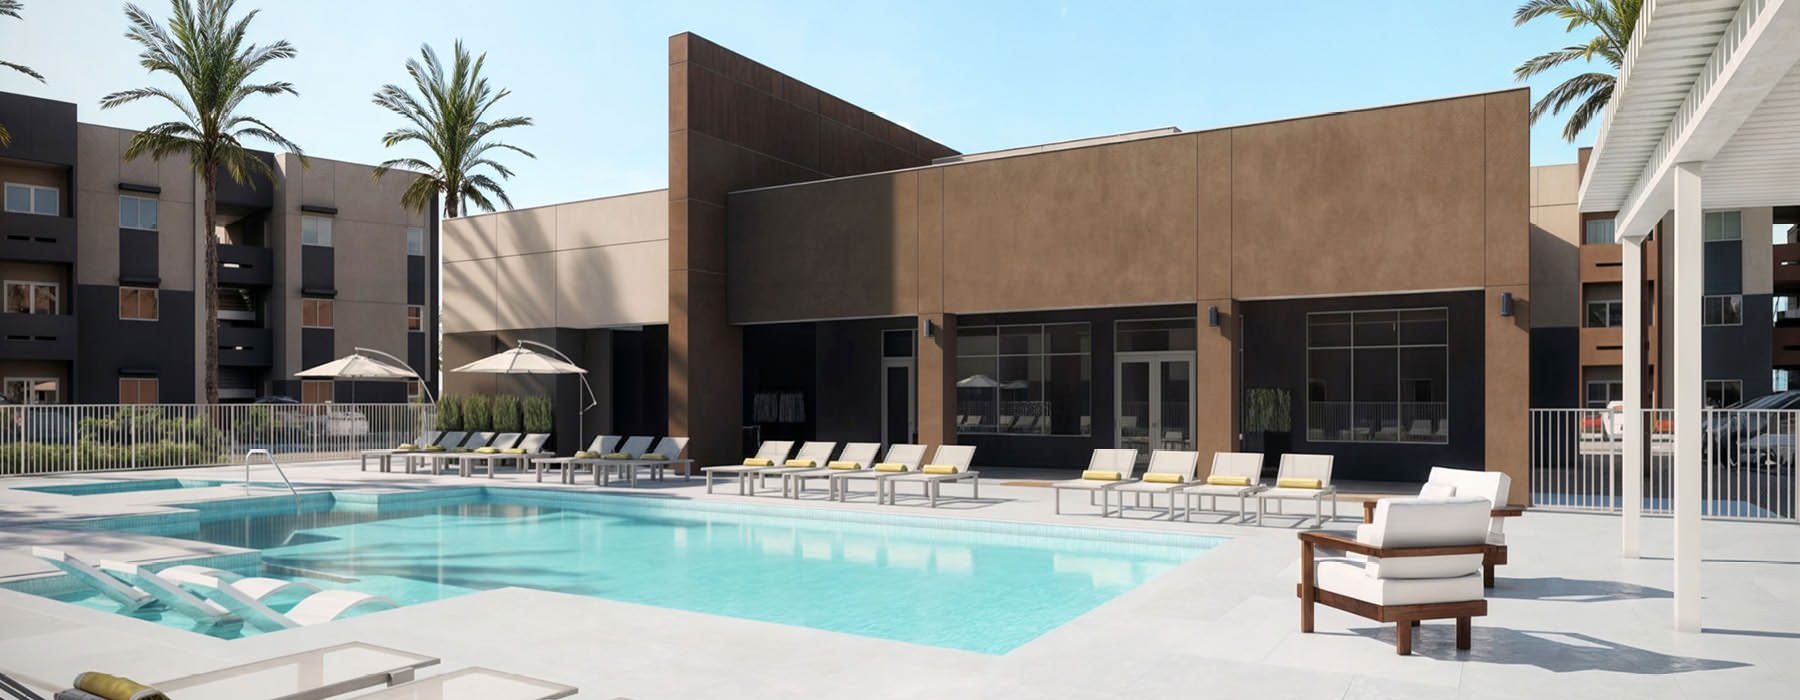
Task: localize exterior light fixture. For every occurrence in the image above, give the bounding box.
[1207,306,1221,328]
[923,319,938,338]
[1500,292,1515,317]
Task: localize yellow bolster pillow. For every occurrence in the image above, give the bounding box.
[574,451,600,459]
[827,461,862,470]
[743,458,774,466]
[474,447,500,454]
[74,672,168,700]
[874,463,908,472]
[640,453,667,461]
[502,448,526,454]
[422,445,445,452]
[1206,475,1252,486]
[1143,473,1184,484]
[1081,470,1121,481]
[395,444,419,451]
[785,459,815,468]
[921,464,958,474]
[1278,478,1323,489]
[603,453,634,460]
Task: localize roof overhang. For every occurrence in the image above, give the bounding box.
[1578,0,1800,242]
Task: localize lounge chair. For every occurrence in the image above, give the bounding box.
[1109,450,1202,519]
[28,642,441,700]
[360,430,440,471]
[739,441,837,496]
[418,431,497,473]
[456,433,551,478]
[1178,452,1269,522]
[528,435,620,484]
[390,431,467,473]
[1049,449,1140,515]
[97,560,320,628]
[441,432,523,477]
[164,568,397,633]
[607,436,694,487]
[29,547,156,613]
[701,440,796,494]
[1299,497,1492,655]
[780,442,879,498]
[878,445,978,507]
[1362,466,1522,587]
[1257,453,1339,527]
[830,443,926,501]
[593,436,656,486]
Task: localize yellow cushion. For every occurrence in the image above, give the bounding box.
[75,672,168,700]
[827,461,862,470]
[1206,475,1252,486]
[574,451,600,459]
[1143,473,1185,484]
[499,448,524,454]
[474,447,500,454]
[422,445,445,452]
[639,453,667,460]
[874,463,908,472]
[784,459,815,468]
[921,464,958,474]
[395,444,419,451]
[602,452,634,460]
[1081,470,1121,481]
[1277,478,1323,489]
[743,458,774,466]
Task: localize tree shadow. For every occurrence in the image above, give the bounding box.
[1487,576,1672,602]
[1345,626,1750,673]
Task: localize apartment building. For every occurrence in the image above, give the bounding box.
[0,91,438,405]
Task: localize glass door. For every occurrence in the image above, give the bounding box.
[882,358,915,444]
[1116,353,1194,463]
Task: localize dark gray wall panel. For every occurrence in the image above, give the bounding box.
[74,285,194,403]
[301,246,334,293]
[1530,327,1581,408]
[117,229,159,284]
[1705,241,1743,295]
[0,93,77,165]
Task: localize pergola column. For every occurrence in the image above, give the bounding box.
[1671,162,1703,633]
[1620,235,1645,559]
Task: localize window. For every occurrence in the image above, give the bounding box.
[119,378,159,405]
[301,380,333,404]
[119,196,158,231]
[407,380,424,402]
[406,226,425,256]
[1703,211,1741,242]
[1584,218,1617,245]
[1585,300,1622,328]
[1585,381,1623,409]
[2,377,58,404]
[4,183,58,216]
[301,216,333,247]
[1703,295,1743,326]
[1705,379,1743,408]
[1307,308,1449,444]
[4,281,57,314]
[406,305,423,332]
[119,286,159,321]
[956,323,1091,436]
[302,298,334,328]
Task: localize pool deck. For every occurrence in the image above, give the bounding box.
[0,461,1794,699]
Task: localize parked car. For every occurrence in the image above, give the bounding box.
[3,408,74,444]
[1736,432,1794,470]
[1706,391,1800,465]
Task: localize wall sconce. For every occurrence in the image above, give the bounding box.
[1500,292,1515,317]
[1207,306,1221,328]
[923,319,938,338]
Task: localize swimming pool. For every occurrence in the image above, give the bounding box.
[29,488,1221,654]
[15,478,285,496]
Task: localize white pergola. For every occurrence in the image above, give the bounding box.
[1579,0,1800,633]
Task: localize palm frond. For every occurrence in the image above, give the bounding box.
[371,40,534,216]
[1,59,42,82]
[0,122,10,147]
[1,0,42,81]
[1513,0,1642,140]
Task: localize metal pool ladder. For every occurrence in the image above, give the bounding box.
[244,448,302,517]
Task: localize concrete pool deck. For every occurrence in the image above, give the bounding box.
[0,461,1794,699]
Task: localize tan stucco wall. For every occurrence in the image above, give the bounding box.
[1529,163,1583,329]
[73,124,198,290]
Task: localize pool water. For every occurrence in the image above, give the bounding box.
[47,489,1220,654]
[15,479,283,496]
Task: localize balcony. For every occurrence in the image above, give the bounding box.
[0,212,76,264]
[218,243,274,287]
[217,325,273,367]
[1579,244,1622,283]
[1774,326,1800,368]
[0,313,76,360]
[1774,243,1800,291]
[1579,326,1625,366]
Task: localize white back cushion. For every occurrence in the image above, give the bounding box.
[1363,497,1491,580]
[1209,452,1264,481]
[930,445,977,471]
[1427,466,1511,537]
[1278,453,1334,485]
[1088,448,1139,477]
[838,442,881,467]
[1145,450,1201,478]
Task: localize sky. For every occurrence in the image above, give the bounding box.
[3,0,1605,211]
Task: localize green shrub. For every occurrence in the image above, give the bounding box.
[437,395,463,431]
[523,396,553,434]
[463,394,492,433]
[492,395,522,433]
[1243,388,1292,433]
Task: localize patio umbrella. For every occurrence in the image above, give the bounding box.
[295,348,435,404]
[956,374,1001,388]
[450,340,598,445]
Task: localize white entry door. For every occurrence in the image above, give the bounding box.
[1116,352,1195,463]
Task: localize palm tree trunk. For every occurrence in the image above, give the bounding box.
[202,168,219,405]
[445,191,458,219]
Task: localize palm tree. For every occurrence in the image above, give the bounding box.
[1513,0,1645,142]
[372,41,534,218]
[0,0,47,147]
[101,0,304,405]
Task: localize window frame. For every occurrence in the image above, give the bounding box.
[4,279,59,315]
[406,304,423,332]
[3,376,59,405]
[1585,380,1624,409]
[1585,299,1623,328]
[1703,210,1742,242]
[1305,306,1451,445]
[118,377,160,405]
[1704,379,1744,408]
[119,195,159,231]
[1583,218,1617,245]
[406,226,425,257]
[301,215,334,247]
[4,182,58,216]
[301,298,334,329]
[1703,294,1744,326]
[119,286,159,321]
[301,379,334,404]
[955,322,1092,437]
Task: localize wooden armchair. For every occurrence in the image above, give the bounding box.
[1360,467,1525,587]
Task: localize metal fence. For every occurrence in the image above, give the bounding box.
[1529,408,1797,521]
[0,403,435,476]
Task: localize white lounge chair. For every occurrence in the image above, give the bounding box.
[1049,448,1139,515]
[780,442,879,498]
[30,547,156,613]
[390,431,467,473]
[830,443,926,501]
[361,430,440,471]
[165,568,397,633]
[591,436,657,485]
[1257,453,1339,527]
[740,441,837,495]
[1178,452,1269,522]
[701,440,796,494]
[457,432,551,478]
[151,641,440,700]
[442,432,523,477]
[97,560,320,628]
[604,436,694,487]
[1362,466,1521,587]
[1110,450,1202,519]
[1299,496,1492,655]
[418,431,497,473]
[879,445,978,507]
[528,435,620,484]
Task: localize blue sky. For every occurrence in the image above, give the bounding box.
[5,0,1602,210]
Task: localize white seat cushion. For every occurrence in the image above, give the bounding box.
[1315,559,1483,606]
[1185,483,1260,497]
[1114,480,1188,493]
[1261,486,1334,499]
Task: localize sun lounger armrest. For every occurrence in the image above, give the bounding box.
[1492,506,1525,518]
[155,642,439,700]
[1297,531,1486,559]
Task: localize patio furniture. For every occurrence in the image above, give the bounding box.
[389,431,467,473]
[528,435,620,483]
[1110,450,1202,519]
[878,445,978,507]
[163,568,397,633]
[1256,453,1338,527]
[740,441,837,495]
[830,443,925,501]
[98,560,321,629]
[701,440,796,494]
[1178,451,1269,522]
[604,436,694,487]
[418,432,497,473]
[780,442,880,498]
[1049,448,1139,515]
[151,641,440,700]
[1362,466,1522,587]
[594,436,657,485]
[457,433,551,478]
[1298,497,1492,655]
[351,667,576,700]
[443,433,525,477]
[360,430,440,471]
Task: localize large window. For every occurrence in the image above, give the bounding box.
[119,378,159,405]
[1307,308,1449,444]
[120,286,158,321]
[1584,218,1617,244]
[1586,300,1622,328]
[5,280,57,314]
[302,298,333,328]
[119,195,158,231]
[1705,379,1743,408]
[406,226,425,256]
[301,216,333,247]
[2,377,58,404]
[1704,211,1741,242]
[4,183,57,216]
[1586,381,1623,409]
[956,323,1090,436]
[1703,295,1742,326]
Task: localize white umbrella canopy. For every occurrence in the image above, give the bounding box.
[450,347,588,375]
[296,354,418,380]
[957,374,1001,389]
